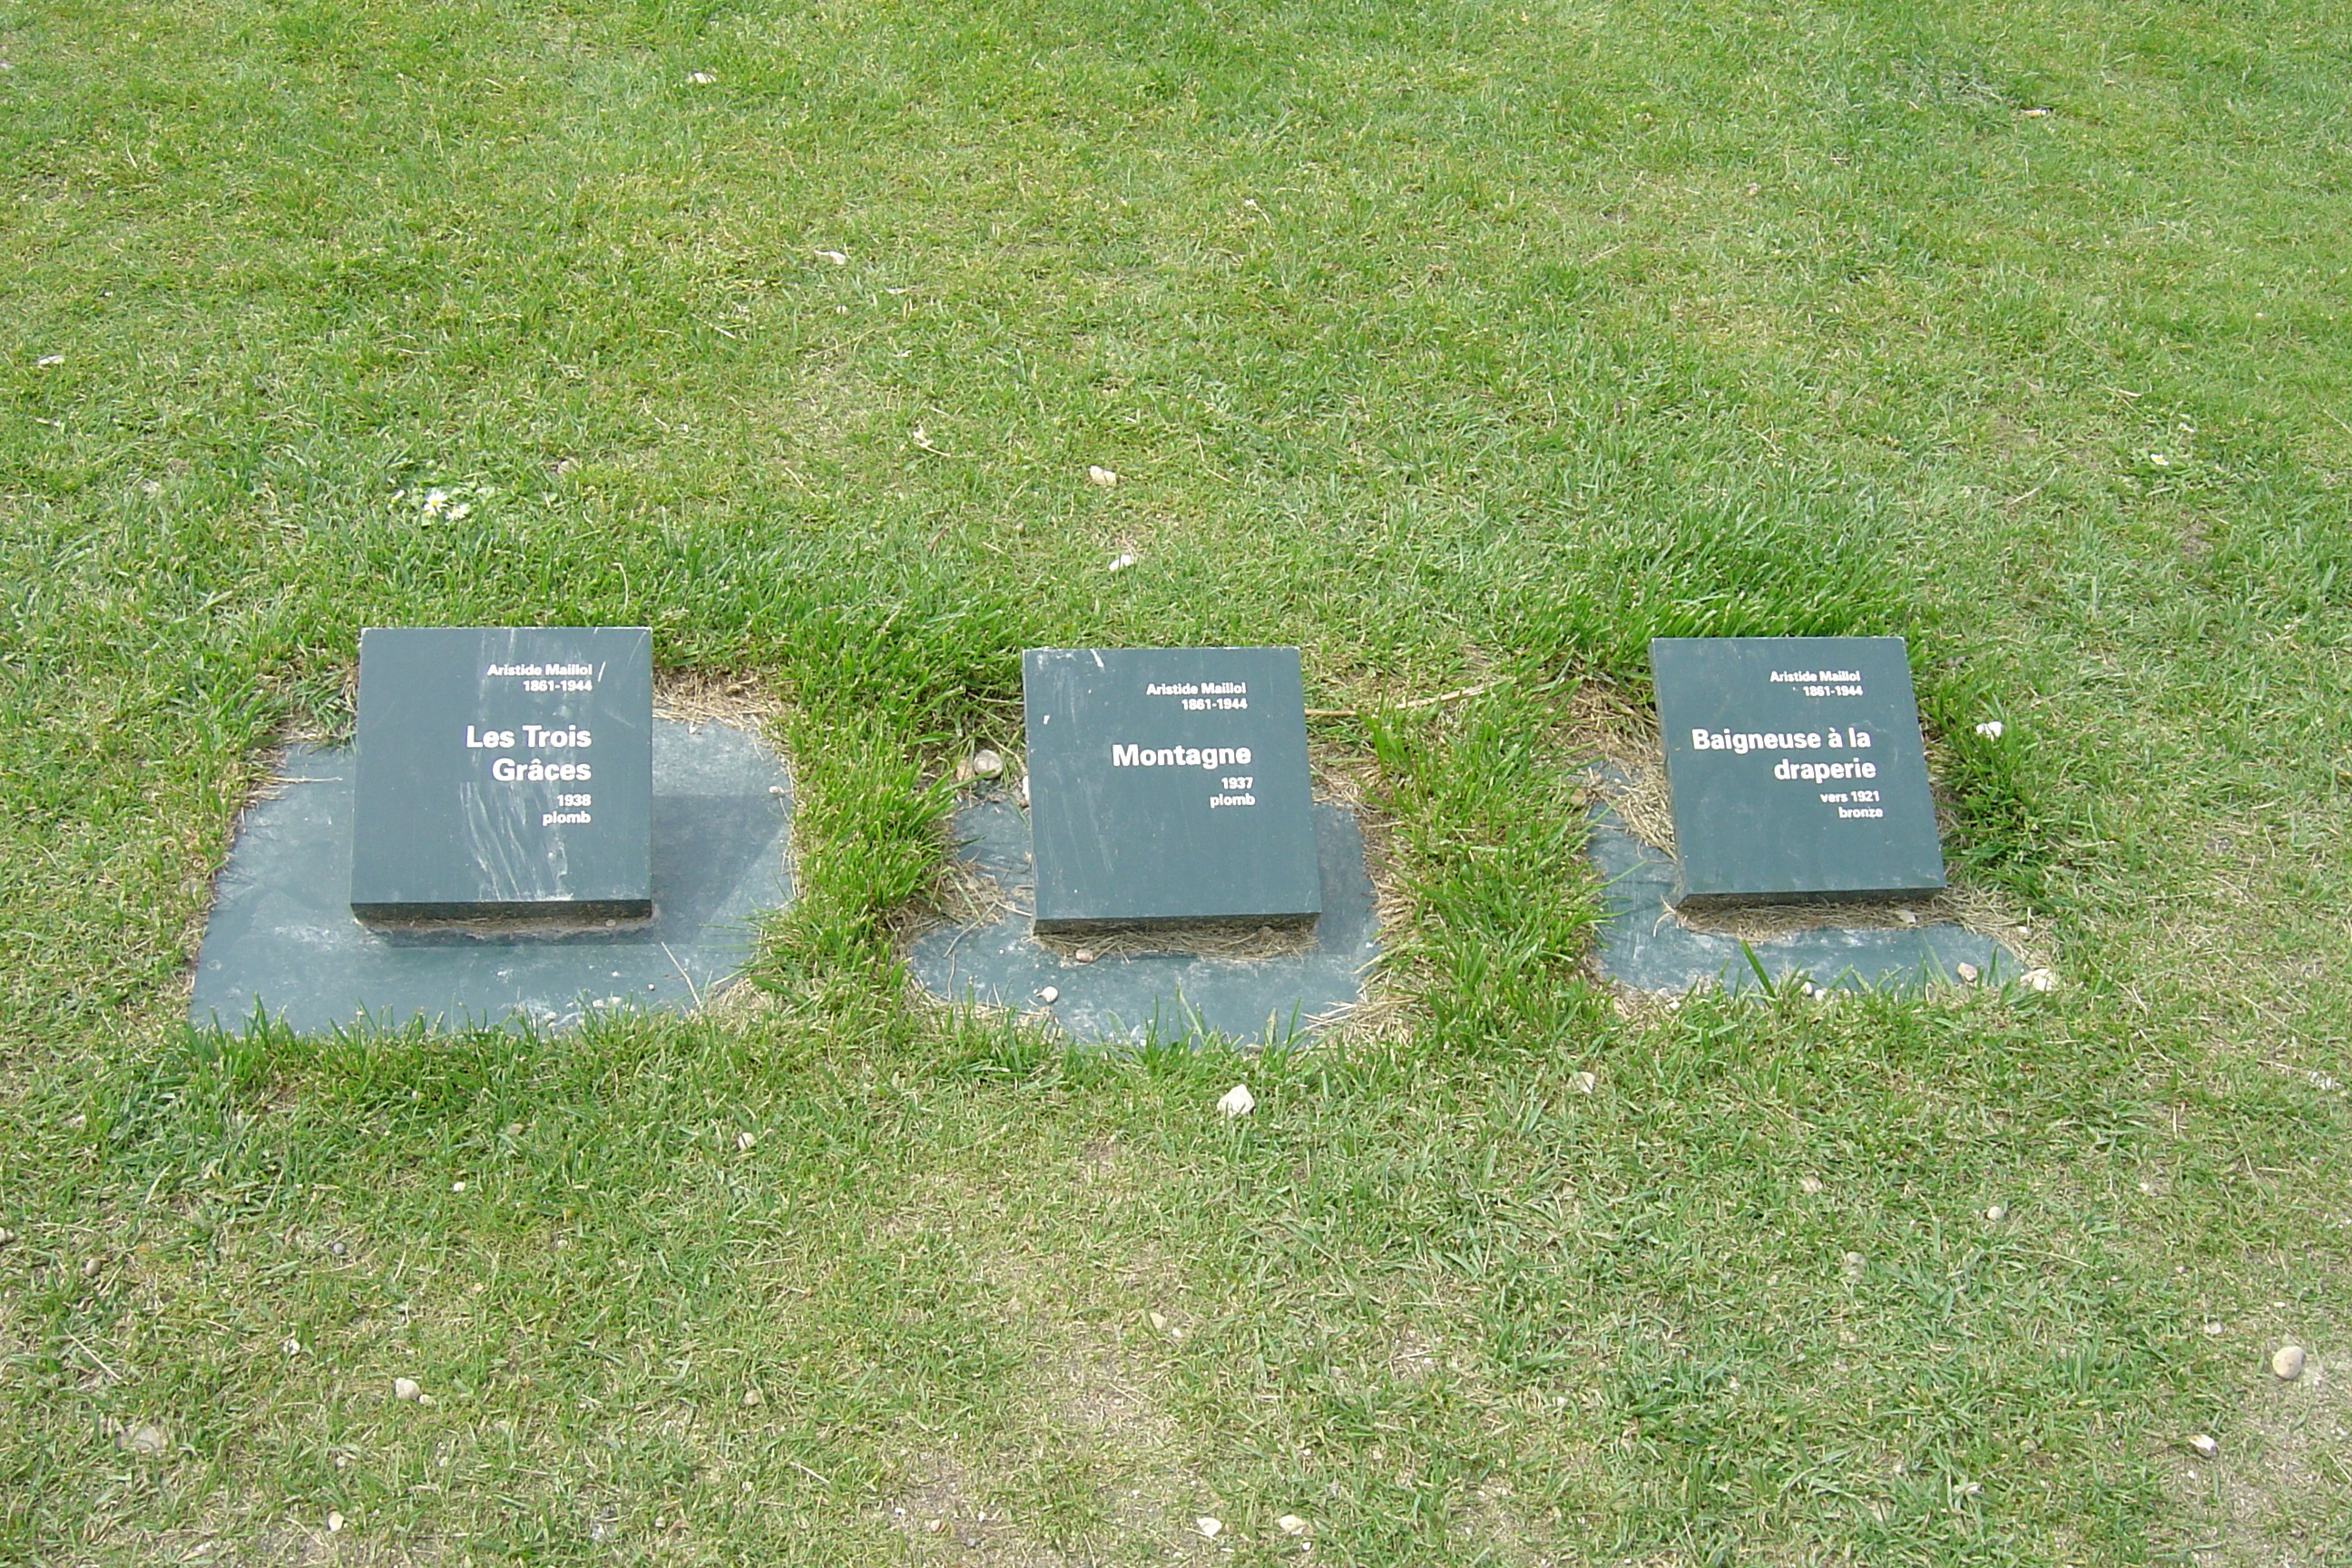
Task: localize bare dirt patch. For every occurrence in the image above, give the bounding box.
[1024,1322,1228,1563]
[2169,1348,2351,1568]
[876,1451,1068,1567]
[148,1526,444,1567]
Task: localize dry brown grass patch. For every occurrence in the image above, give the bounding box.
[652,668,781,731]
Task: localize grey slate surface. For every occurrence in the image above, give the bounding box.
[1588,792,2014,995]
[191,720,789,1035]
[1023,646,1319,929]
[351,626,653,920]
[1651,635,1944,904]
[909,793,1378,1046]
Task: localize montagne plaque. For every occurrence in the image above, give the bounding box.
[1023,646,1319,932]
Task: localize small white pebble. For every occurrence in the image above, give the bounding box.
[736,1131,756,1152]
[1086,465,1119,487]
[969,749,1004,779]
[1278,1514,1308,1535]
[2272,1345,2307,1380]
[742,1388,764,1406]
[1986,1204,2006,1222]
[1896,909,1920,926]
[1073,948,1095,964]
[327,1511,345,1533]
[2023,967,2057,992]
[1975,720,2004,739]
[1842,1251,1864,1269]
[2203,1322,2225,1337]
[1038,985,1059,1004]
[1571,1070,1598,1094]
[450,1181,466,1191]
[1108,552,1139,572]
[393,1377,423,1402]
[1955,963,1979,984]
[2188,1434,2219,1458]
[1218,1083,1256,1118]
[1798,1176,1823,1195]
[1196,1517,1222,1539]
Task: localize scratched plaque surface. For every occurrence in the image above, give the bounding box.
[350,626,652,922]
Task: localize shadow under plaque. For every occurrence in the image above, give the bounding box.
[908,791,1379,1046]
[191,720,792,1035]
[1587,784,2016,995]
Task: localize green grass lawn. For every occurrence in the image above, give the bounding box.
[5,0,2350,1560]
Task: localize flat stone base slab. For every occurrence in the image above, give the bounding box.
[191,721,791,1035]
[1590,800,2016,995]
[908,794,1379,1046]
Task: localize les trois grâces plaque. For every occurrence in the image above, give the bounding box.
[1023,647,1319,933]
[1651,635,1944,907]
[349,627,653,923]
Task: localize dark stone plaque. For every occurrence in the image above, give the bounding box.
[1023,646,1319,932]
[350,627,652,922]
[1651,635,1944,906]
